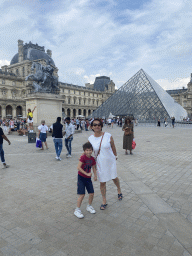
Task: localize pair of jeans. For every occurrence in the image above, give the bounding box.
[0,144,5,163]
[53,138,63,157]
[65,136,73,155]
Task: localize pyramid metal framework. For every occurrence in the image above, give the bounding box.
[90,69,187,121]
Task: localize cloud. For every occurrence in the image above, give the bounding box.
[0,60,10,68]
[156,77,190,90]
[0,0,192,90]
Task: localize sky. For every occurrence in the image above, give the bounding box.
[0,0,192,90]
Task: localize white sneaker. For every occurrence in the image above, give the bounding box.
[58,157,61,161]
[86,205,96,214]
[67,154,72,158]
[23,135,26,137]
[55,156,59,160]
[74,209,84,218]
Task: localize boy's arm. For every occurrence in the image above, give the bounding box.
[77,161,91,177]
[92,165,97,181]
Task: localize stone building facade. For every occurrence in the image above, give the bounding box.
[0,40,115,119]
[166,75,192,118]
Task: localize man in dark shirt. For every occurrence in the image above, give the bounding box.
[0,123,11,168]
[52,117,63,161]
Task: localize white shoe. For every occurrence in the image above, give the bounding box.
[23,135,26,137]
[55,156,59,160]
[86,205,96,214]
[58,157,61,161]
[74,209,84,218]
[67,154,72,158]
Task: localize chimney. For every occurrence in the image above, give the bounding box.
[47,49,52,58]
[18,40,24,63]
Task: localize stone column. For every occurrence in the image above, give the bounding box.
[22,105,26,118]
[12,104,17,118]
[2,104,6,119]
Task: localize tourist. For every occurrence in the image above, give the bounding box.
[76,118,80,130]
[27,106,36,132]
[107,118,112,127]
[111,118,114,128]
[88,118,123,210]
[172,116,175,128]
[38,120,49,150]
[64,117,74,158]
[157,119,161,127]
[74,142,97,219]
[52,117,63,160]
[7,118,14,135]
[0,121,11,169]
[122,118,134,155]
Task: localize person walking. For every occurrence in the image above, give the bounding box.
[76,118,80,130]
[52,117,63,160]
[64,117,74,158]
[0,122,11,169]
[88,118,123,210]
[38,120,49,150]
[122,118,134,155]
[172,117,175,128]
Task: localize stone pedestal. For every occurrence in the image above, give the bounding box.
[25,93,63,130]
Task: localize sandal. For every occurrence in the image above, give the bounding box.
[100,204,108,210]
[118,193,123,200]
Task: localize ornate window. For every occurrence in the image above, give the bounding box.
[68,97,71,104]
[2,79,5,85]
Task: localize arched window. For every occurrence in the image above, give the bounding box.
[67,108,70,117]
[79,98,81,105]
[73,109,76,118]
[16,106,22,117]
[6,105,12,117]
[78,109,81,115]
[88,109,91,116]
[83,109,86,117]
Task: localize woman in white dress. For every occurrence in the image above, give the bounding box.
[88,118,123,210]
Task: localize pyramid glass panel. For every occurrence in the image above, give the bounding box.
[90,69,187,121]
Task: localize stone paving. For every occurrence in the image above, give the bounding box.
[0,124,192,256]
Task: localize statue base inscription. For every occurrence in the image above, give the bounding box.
[26,93,63,129]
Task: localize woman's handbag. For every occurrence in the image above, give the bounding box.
[124,127,132,136]
[132,139,136,150]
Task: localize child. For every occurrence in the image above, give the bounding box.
[74,142,97,219]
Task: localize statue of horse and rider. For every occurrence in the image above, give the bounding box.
[25,60,59,93]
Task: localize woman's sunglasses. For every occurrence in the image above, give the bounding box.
[93,124,101,127]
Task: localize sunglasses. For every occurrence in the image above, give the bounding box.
[93,123,101,127]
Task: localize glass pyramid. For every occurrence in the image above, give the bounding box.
[91,69,187,121]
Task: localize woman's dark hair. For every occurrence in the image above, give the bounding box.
[83,142,93,151]
[125,118,131,124]
[28,109,31,112]
[90,118,103,128]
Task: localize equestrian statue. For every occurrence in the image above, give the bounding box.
[25,60,59,93]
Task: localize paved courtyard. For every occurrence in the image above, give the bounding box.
[0,124,192,256]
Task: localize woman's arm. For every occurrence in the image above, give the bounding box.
[110,136,117,156]
[32,106,36,113]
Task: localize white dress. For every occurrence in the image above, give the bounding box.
[88,132,117,182]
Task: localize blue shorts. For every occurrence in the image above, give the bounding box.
[77,174,94,194]
[40,133,46,142]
